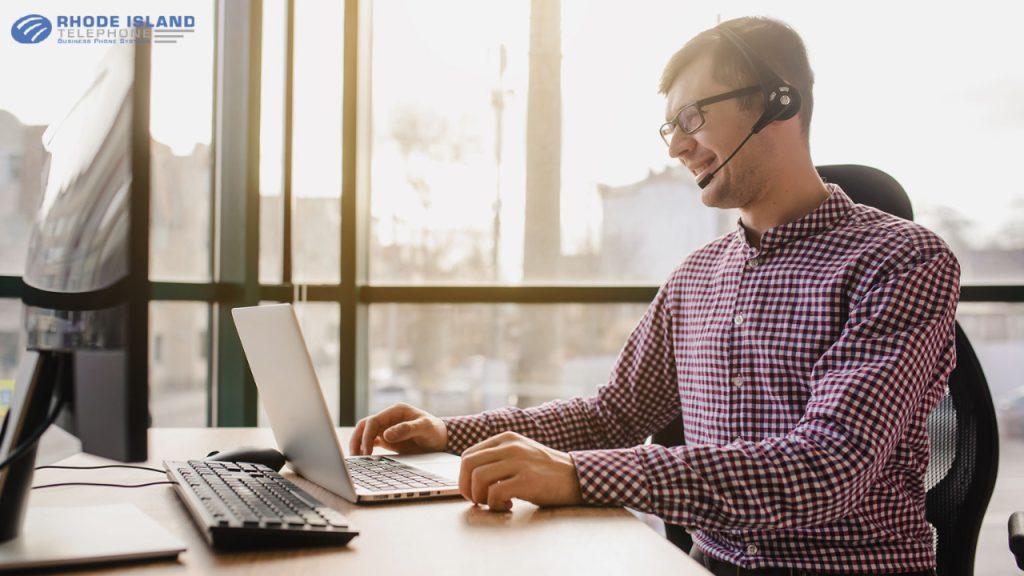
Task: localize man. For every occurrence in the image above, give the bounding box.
[350,16,956,576]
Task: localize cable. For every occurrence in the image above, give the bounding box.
[0,384,68,473]
[34,464,164,473]
[32,481,175,490]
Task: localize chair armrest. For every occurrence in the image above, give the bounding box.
[1010,512,1024,570]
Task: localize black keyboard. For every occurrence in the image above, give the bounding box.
[346,455,453,492]
[164,460,358,550]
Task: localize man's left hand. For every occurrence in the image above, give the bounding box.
[458,431,584,512]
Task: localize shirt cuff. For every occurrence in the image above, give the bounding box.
[569,447,652,511]
[441,414,492,455]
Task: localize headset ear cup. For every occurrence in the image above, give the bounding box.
[774,86,801,121]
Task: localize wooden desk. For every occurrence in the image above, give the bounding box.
[27,428,706,575]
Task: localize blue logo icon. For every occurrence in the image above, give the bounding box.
[11,14,52,44]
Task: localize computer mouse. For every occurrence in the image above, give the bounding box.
[205,446,287,471]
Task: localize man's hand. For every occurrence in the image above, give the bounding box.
[349,403,448,456]
[459,431,583,512]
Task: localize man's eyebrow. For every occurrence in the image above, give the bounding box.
[665,100,693,123]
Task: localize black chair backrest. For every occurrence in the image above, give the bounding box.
[655,164,1000,576]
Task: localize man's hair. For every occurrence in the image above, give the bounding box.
[659,17,815,138]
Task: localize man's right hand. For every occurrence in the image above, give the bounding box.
[348,402,449,456]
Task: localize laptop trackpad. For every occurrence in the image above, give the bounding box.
[387,453,461,483]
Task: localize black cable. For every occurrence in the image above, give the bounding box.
[35,464,165,473]
[0,384,68,473]
[31,481,175,490]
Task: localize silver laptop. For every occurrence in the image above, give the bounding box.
[231,303,462,503]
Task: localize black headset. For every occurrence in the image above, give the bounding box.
[717,26,802,133]
[696,25,802,188]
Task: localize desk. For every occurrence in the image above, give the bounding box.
[27,428,706,575]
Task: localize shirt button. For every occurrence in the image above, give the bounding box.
[746,544,758,555]
[733,435,743,443]
[733,314,745,326]
[732,376,744,388]
[745,258,760,269]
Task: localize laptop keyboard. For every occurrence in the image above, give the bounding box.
[345,456,453,492]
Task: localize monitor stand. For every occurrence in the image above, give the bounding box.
[0,351,185,571]
[0,504,185,572]
[0,350,63,543]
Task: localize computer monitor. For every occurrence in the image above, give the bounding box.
[0,41,151,543]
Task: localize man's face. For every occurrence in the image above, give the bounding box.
[664,54,771,209]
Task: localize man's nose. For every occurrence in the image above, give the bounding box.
[668,129,695,159]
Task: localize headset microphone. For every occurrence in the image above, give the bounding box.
[698,129,756,189]
[697,26,802,189]
[697,99,793,189]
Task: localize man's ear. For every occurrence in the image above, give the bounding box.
[759,112,802,139]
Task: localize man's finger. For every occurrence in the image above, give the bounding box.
[383,418,422,443]
[486,475,523,512]
[461,430,518,459]
[349,418,367,455]
[469,461,519,505]
[359,404,416,455]
[361,416,380,455]
[459,445,515,500]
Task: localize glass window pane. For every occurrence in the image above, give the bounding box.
[150,301,210,426]
[370,1,1024,284]
[256,302,340,425]
[368,0,735,284]
[706,3,1024,283]
[260,0,287,285]
[291,1,342,284]
[0,300,26,420]
[0,115,45,275]
[149,1,216,281]
[957,303,1024,576]
[368,303,646,416]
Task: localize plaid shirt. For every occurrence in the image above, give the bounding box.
[443,184,960,573]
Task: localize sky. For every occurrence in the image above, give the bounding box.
[2,0,1022,277]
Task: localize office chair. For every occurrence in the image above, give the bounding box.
[1011,512,1024,570]
[653,164,1001,576]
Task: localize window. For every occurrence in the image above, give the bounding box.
[150,302,210,427]
[957,303,1024,575]
[290,0,344,284]
[0,103,47,276]
[369,303,646,416]
[708,2,1024,284]
[0,300,24,420]
[368,0,739,284]
[259,0,287,285]
[148,3,215,282]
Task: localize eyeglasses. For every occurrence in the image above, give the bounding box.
[659,86,760,146]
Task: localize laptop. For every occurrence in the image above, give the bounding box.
[231,303,463,503]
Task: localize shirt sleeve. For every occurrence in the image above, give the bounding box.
[570,245,960,531]
[441,283,681,455]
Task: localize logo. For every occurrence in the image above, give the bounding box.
[11,14,52,44]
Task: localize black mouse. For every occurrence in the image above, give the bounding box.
[206,446,287,471]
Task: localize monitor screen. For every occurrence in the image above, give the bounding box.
[18,43,149,462]
[24,46,133,295]
[22,47,133,353]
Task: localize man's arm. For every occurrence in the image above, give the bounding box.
[443,282,681,455]
[569,245,959,530]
